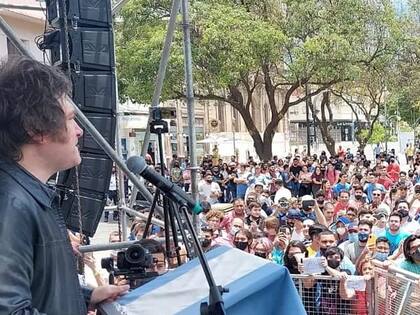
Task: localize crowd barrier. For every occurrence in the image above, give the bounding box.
[374,265,420,315]
[290,265,419,315]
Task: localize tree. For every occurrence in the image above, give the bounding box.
[386,1,420,130]
[117,0,404,160]
[324,1,405,151]
[308,91,337,155]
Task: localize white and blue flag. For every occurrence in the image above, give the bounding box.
[100,246,306,315]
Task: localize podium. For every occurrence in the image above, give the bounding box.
[100,246,306,315]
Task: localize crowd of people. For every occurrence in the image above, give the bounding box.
[148,145,420,314]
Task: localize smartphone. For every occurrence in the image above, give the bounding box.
[367,234,377,247]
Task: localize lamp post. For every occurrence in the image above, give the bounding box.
[232,117,237,160]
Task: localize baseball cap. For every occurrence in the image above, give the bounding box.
[337,216,351,226]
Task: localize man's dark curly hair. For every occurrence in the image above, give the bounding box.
[0,56,71,161]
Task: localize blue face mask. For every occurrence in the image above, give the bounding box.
[374,252,389,262]
[348,233,358,243]
[358,232,369,242]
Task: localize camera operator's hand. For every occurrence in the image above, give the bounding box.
[114,276,129,286]
[90,284,130,306]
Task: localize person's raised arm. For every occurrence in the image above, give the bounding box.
[314,200,327,226]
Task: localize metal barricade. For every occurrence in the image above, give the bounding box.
[290,267,420,315]
[373,265,420,315]
[290,274,374,315]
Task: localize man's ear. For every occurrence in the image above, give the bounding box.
[30,132,47,144]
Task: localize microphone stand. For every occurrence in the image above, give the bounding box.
[148,116,227,314]
[178,204,227,315]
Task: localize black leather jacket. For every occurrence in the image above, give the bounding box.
[0,160,90,315]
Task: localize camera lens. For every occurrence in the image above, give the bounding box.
[125,244,145,265]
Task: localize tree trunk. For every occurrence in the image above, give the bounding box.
[309,91,336,156]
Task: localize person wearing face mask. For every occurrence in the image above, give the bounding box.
[318,230,356,274]
[310,247,353,315]
[200,228,215,252]
[334,217,350,245]
[253,239,272,259]
[233,229,253,252]
[371,237,391,264]
[372,210,388,237]
[399,235,420,274]
[228,218,245,243]
[340,220,373,265]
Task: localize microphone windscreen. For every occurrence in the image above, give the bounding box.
[127,156,147,174]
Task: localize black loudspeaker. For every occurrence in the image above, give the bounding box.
[72,71,116,113]
[48,27,115,71]
[58,153,113,193]
[79,113,116,154]
[57,153,113,236]
[45,0,117,237]
[60,189,107,237]
[46,0,112,28]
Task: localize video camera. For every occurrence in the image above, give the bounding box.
[101,243,158,289]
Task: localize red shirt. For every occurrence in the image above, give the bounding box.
[387,163,400,182]
[377,176,393,190]
[354,291,368,315]
[334,201,349,215]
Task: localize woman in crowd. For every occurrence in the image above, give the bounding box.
[311,166,324,195]
[233,228,253,253]
[299,165,313,196]
[321,179,333,201]
[253,239,272,259]
[399,235,420,274]
[283,241,308,274]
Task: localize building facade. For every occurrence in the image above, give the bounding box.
[0,1,46,61]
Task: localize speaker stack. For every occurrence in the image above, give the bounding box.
[43,0,117,236]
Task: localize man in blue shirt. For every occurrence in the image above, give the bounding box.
[332,173,351,198]
[380,212,411,253]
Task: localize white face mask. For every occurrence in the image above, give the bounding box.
[336,227,346,236]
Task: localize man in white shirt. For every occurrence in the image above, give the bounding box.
[198,171,222,204]
[273,179,292,204]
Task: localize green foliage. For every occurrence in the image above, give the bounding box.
[359,122,389,144]
[115,0,411,158]
[116,0,402,103]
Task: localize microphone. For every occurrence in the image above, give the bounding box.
[127,156,202,214]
